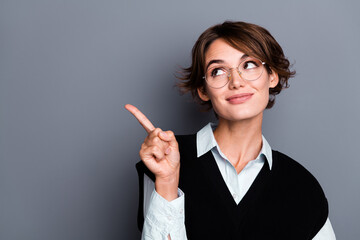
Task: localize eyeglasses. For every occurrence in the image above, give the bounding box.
[203,56,266,89]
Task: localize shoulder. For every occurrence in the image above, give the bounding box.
[272,150,324,189]
[271,150,328,207]
[271,150,329,237]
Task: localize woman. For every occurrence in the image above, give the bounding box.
[125,21,335,240]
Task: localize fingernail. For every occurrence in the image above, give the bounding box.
[165,147,171,154]
[160,132,167,138]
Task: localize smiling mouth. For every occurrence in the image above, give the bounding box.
[226,93,253,103]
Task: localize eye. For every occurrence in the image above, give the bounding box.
[210,68,227,77]
[243,60,259,70]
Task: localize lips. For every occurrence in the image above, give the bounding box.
[226,93,254,104]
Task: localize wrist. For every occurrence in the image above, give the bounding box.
[155,173,179,201]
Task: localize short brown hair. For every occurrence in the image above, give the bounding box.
[177,21,295,110]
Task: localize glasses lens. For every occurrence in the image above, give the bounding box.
[239,57,264,81]
[205,67,229,88]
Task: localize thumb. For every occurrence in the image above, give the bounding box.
[158,131,178,148]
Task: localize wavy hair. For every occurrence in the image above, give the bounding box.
[177,21,295,110]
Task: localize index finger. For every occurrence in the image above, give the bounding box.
[124,104,155,133]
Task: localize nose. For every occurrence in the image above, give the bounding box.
[228,68,246,89]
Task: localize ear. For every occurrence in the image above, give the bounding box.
[269,71,279,88]
[197,87,210,101]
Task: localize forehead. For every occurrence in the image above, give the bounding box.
[205,38,246,65]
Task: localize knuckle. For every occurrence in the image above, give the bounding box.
[150,145,160,152]
[151,128,161,134]
[152,137,160,144]
[148,129,160,139]
[151,146,163,158]
[155,127,162,132]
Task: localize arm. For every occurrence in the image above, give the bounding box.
[125,104,183,239]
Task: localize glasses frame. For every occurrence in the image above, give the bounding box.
[202,57,266,89]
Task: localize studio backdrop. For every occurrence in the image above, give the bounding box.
[0,0,359,239]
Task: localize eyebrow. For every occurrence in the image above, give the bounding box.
[205,54,249,71]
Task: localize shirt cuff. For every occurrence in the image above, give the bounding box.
[143,188,185,237]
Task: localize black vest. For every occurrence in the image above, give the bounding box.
[136,134,328,240]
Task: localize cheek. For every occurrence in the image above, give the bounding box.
[205,89,224,111]
[255,81,271,105]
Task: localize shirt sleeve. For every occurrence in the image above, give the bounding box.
[142,174,187,240]
[312,218,336,240]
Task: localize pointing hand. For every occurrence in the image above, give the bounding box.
[125,104,180,200]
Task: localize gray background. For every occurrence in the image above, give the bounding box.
[1,0,359,239]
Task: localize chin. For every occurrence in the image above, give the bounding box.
[217,109,263,122]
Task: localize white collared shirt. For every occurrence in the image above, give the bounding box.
[196,122,273,204]
[141,122,336,240]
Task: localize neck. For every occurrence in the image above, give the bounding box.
[213,113,263,173]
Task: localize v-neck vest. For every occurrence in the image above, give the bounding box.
[136,134,328,240]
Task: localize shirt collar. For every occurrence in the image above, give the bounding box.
[196,122,273,170]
